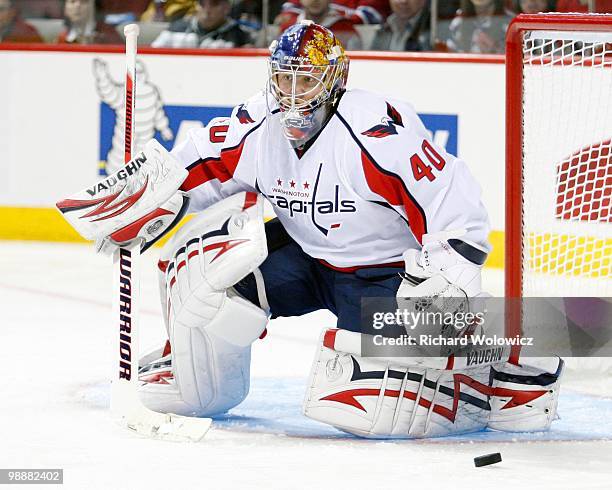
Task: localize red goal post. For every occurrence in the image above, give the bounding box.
[505,13,612,300]
[505,14,612,364]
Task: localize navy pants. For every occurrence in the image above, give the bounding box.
[234,222,403,332]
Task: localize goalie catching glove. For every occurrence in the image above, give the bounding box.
[398,230,488,299]
[56,139,189,253]
[395,231,490,353]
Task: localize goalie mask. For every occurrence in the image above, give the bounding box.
[268,21,349,144]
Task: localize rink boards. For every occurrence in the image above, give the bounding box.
[0,45,505,267]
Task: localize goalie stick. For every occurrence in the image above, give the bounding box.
[109,24,211,442]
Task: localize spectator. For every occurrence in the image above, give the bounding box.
[369,0,430,51]
[98,0,149,16]
[513,0,554,13]
[231,0,284,47]
[0,0,43,42]
[140,0,197,22]
[556,0,612,12]
[57,0,122,44]
[555,0,588,11]
[446,0,512,54]
[336,0,391,24]
[18,0,63,19]
[278,0,358,47]
[232,0,285,26]
[437,0,460,19]
[278,0,390,25]
[151,0,253,48]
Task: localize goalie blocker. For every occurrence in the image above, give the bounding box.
[56,139,190,253]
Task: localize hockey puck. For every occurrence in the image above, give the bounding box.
[474,453,502,467]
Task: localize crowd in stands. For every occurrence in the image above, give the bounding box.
[1,0,611,53]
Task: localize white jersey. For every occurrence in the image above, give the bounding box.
[172,89,490,269]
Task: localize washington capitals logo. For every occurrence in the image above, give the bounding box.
[262,163,357,236]
[236,104,256,124]
[362,102,404,138]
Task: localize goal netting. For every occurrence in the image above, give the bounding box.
[505,14,612,377]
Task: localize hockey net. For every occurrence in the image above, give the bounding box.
[505,14,612,379]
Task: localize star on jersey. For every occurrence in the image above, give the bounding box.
[275,179,311,190]
[361,102,405,138]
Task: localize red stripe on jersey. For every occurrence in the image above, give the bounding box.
[180,128,250,192]
[220,138,247,176]
[360,151,427,244]
[181,157,232,191]
[180,116,265,192]
[242,191,258,210]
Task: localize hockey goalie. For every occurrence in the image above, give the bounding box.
[60,21,563,438]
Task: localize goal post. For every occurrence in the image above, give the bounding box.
[506,13,612,299]
[505,13,612,365]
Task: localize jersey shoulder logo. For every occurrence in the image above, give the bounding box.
[236,104,256,124]
[361,102,404,139]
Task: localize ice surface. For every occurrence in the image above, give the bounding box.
[1,241,611,490]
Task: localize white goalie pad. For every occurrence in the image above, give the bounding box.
[143,192,269,416]
[304,329,493,438]
[160,191,269,340]
[304,329,562,439]
[139,333,254,418]
[488,357,564,432]
[56,139,187,240]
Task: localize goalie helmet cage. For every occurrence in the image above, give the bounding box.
[505,13,612,366]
